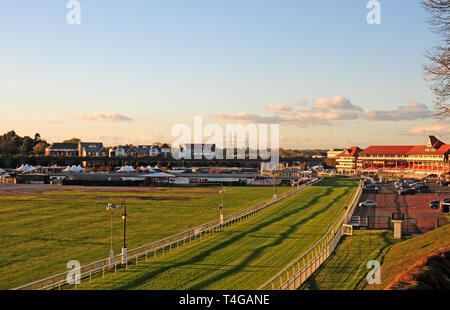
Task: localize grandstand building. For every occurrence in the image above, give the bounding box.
[335,146,362,175]
[357,136,450,177]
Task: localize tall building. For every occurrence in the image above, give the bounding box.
[335,147,362,175]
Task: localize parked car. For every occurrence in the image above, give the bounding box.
[359,200,377,207]
[430,200,440,209]
[363,184,379,193]
[441,198,450,213]
[398,188,416,195]
[394,181,404,189]
[417,187,431,193]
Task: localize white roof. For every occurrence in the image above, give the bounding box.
[142,172,175,178]
[16,164,38,172]
[118,165,136,172]
[63,165,85,173]
[0,168,6,173]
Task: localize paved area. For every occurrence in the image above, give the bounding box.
[354,182,449,233]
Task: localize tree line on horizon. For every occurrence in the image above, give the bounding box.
[0,130,333,158]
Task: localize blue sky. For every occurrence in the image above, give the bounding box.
[1,0,448,148]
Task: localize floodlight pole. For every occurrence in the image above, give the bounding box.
[219,188,225,224]
[121,201,128,265]
[272,172,278,200]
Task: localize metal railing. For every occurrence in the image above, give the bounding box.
[258,178,363,290]
[13,178,320,290]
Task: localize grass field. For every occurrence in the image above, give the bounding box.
[0,185,291,290]
[75,176,359,290]
[301,221,450,290]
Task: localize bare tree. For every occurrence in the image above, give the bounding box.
[422,0,450,116]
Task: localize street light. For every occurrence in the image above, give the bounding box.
[106,203,119,267]
[272,172,278,200]
[121,201,127,265]
[219,187,225,224]
[106,201,128,266]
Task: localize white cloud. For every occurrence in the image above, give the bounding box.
[362,101,432,121]
[404,121,450,136]
[313,96,362,111]
[265,104,293,112]
[293,99,309,107]
[211,112,281,124]
[74,113,132,122]
[211,97,434,127]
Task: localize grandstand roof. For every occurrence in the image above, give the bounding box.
[359,136,450,156]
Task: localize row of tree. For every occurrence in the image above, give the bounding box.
[0,131,49,155]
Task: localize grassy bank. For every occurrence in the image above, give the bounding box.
[301,221,450,290]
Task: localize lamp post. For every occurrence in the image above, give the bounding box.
[106,201,128,266]
[121,201,127,265]
[106,203,119,267]
[272,172,278,200]
[219,187,225,224]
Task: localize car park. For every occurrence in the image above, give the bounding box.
[359,200,377,207]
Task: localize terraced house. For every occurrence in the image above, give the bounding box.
[45,143,79,157]
[78,142,107,157]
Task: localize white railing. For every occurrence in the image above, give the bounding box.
[258,178,363,290]
[13,178,321,290]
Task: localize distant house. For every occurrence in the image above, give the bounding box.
[78,142,107,157]
[45,143,79,157]
[149,145,161,157]
[109,146,138,157]
[180,144,216,159]
[160,143,171,158]
[109,146,126,157]
[124,146,138,157]
[136,146,150,157]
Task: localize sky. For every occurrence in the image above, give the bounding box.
[0,0,448,149]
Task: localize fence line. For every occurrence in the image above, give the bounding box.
[258,178,363,290]
[13,178,320,290]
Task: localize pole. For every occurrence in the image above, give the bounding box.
[111,212,113,251]
[121,201,128,265]
[122,201,127,249]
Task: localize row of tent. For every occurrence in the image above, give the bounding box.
[118,165,161,173]
[63,165,85,173]
[16,164,39,172]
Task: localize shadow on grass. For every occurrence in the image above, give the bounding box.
[112,179,355,290]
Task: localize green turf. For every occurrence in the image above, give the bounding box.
[300,223,450,290]
[0,186,290,290]
[75,176,359,290]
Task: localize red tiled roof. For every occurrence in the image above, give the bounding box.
[336,146,362,157]
[359,143,450,156]
[359,146,415,155]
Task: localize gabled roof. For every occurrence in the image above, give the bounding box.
[359,146,414,155]
[80,142,104,153]
[359,136,450,156]
[48,143,78,150]
[336,146,362,157]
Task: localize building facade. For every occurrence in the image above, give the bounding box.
[335,146,362,175]
[358,136,450,177]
